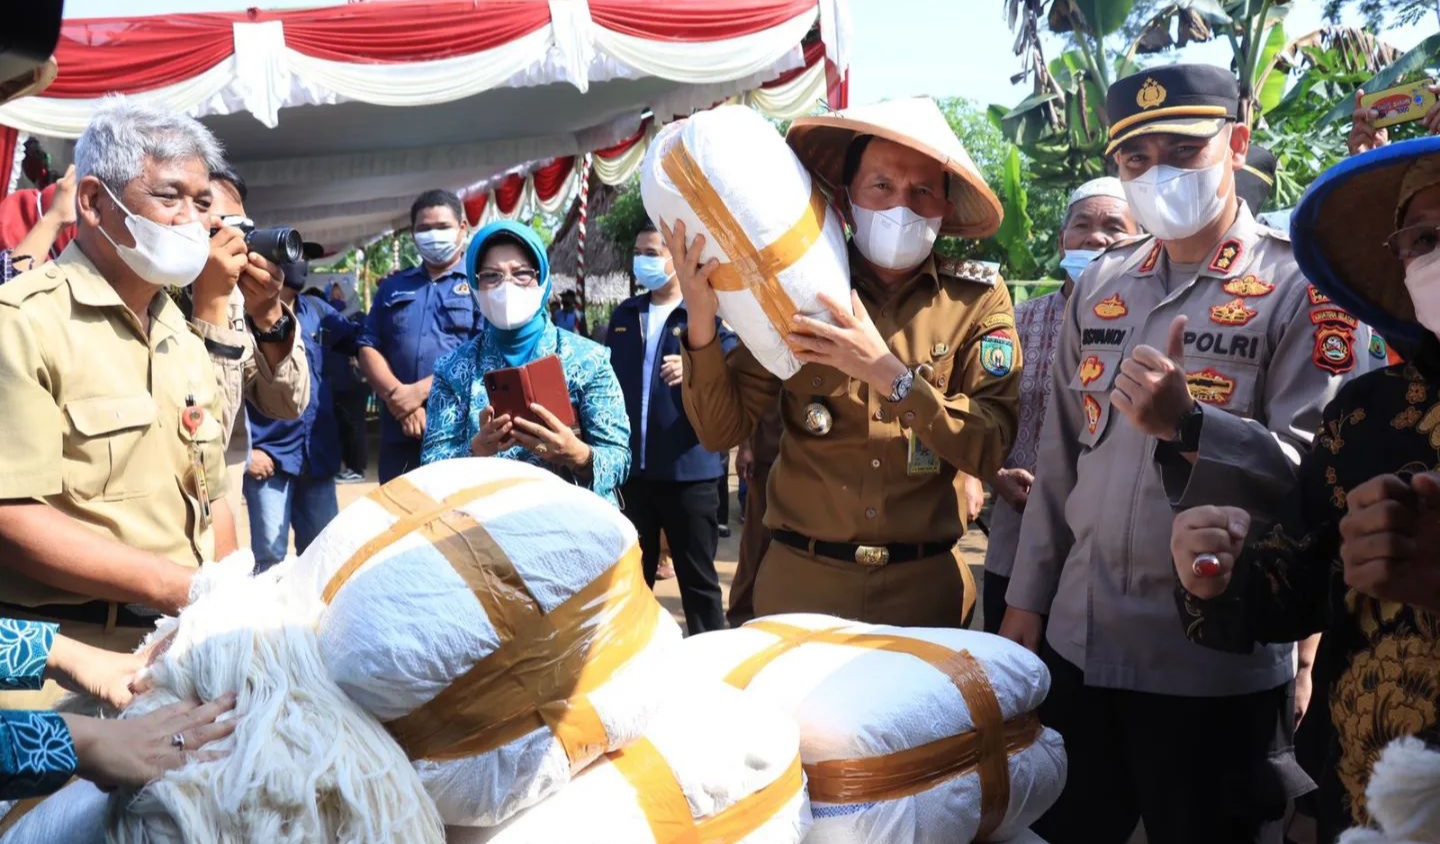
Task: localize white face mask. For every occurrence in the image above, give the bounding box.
[414,228,461,266]
[474,281,546,330]
[1404,248,1440,338]
[1121,159,1229,241]
[1060,249,1103,282]
[97,183,210,288]
[850,203,942,270]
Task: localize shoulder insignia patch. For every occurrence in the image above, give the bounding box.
[979,329,1015,377]
[1313,324,1356,374]
[1137,241,1162,274]
[1083,394,1102,435]
[1093,294,1128,320]
[1079,355,1105,387]
[1210,298,1258,327]
[1222,275,1274,297]
[1187,367,1236,406]
[1369,334,1388,360]
[976,312,1015,333]
[1307,285,1331,305]
[942,258,1000,286]
[1310,307,1358,329]
[1207,239,1243,274]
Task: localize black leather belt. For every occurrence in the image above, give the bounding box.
[772,529,957,567]
[0,601,158,629]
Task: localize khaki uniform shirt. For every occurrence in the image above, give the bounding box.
[189,285,310,470]
[0,244,229,606]
[1008,206,1374,696]
[682,250,1021,545]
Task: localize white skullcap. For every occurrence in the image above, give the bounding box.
[1068,176,1127,208]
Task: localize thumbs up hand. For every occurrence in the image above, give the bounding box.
[1112,315,1196,442]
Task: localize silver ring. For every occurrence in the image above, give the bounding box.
[171,732,186,750]
[1192,553,1221,577]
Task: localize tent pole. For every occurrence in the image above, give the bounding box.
[578,154,592,306]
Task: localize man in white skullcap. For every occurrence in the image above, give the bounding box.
[980,176,1140,632]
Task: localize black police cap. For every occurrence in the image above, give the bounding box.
[1106,64,1239,155]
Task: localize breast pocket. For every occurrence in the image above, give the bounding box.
[176,406,228,505]
[383,292,419,337]
[1182,329,1265,418]
[442,301,476,334]
[782,362,850,399]
[63,395,159,501]
[1067,347,1124,448]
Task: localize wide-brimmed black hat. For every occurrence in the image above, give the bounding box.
[1291,136,1440,342]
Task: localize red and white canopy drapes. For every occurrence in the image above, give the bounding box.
[0,0,849,243]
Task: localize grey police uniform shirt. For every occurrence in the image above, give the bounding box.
[1006,204,1375,697]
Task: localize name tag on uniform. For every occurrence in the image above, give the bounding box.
[906,430,941,476]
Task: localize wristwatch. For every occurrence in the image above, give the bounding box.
[886,367,916,403]
[248,311,295,345]
[1173,402,1205,454]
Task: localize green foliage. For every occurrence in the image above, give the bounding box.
[1323,0,1436,28]
[597,177,650,252]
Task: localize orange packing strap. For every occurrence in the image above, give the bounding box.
[385,543,656,764]
[324,474,661,765]
[726,620,1014,841]
[660,140,810,349]
[609,737,806,844]
[0,793,50,836]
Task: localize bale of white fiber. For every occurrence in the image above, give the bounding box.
[0,780,107,844]
[640,103,851,381]
[445,683,810,844]
[1337,736,1440,844]
[111,551,444,844]
[679,614,1067,844]
[284,457,683,827]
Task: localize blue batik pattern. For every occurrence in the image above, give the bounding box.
[422,325,631,504]
[0,619,77,799]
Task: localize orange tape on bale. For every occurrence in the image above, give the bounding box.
[726,620,1019,841]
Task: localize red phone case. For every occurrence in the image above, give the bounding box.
[483,355,578,429]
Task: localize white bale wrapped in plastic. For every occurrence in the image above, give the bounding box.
[640,103,852,380]
[284,457,683,827]
[680,614,1067,844]
[0,780,107,844]
[446,683,810,844]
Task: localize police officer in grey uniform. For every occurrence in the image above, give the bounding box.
[1000,64,1373,844]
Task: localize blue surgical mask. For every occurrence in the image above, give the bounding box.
[1060,249,1102,282]
[633,255,673,291]
[414,228,460,266]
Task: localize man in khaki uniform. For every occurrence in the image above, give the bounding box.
[1001,64,1372,843]
[671,97,1020,627]
[0,97,233,707]
[189,166,311,501]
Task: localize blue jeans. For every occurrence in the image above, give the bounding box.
[243,471,340,572]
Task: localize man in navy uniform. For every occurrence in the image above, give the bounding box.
[606,221,736,633]
[358,189,484,482]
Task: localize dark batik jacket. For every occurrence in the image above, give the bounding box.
[1178,335,1440,837]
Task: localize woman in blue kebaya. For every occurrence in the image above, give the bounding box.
[421,221,630,503]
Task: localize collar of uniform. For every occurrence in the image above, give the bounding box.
[849,244,940,299]
[61,242,192,341]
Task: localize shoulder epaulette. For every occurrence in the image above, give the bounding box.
[936,257,1000,286]
[0,263,65,306]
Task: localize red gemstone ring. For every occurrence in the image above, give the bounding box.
[1192,553,1222,578]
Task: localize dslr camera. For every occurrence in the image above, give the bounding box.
[213,215,305,265]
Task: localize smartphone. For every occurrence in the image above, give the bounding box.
[1360,80,1438,129]
[483,355,578,429]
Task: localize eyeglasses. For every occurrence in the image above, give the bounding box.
[1385,224,1440,260]
[474,268,539,289]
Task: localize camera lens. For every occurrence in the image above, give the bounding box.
[244,227,303,265]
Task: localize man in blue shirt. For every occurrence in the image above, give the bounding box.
[358,190,484,482]
[245,259,360,571]
[606,222,735,633]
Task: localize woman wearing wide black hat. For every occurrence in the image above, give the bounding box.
[1168,136,1440,840]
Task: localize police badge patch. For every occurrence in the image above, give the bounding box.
[1313,324,1356,374]
[980,330,1015,377]
[1370,334,1388,360]
[453,281,471,296]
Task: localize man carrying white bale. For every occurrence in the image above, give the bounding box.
[666,97,1021,627]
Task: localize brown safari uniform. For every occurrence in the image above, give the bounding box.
[683,249,1021,626]
[0,245,228,706]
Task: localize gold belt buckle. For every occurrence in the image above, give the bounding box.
[854,544,890,566]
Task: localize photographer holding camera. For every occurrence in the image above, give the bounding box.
[188,168,311,500]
